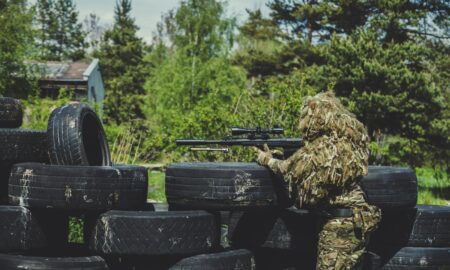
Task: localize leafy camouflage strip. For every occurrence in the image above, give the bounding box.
[331,186,382,235]
[268,135,370,208]
[298,91,369,146]
[316,216,366,270]
[261,91,382,269]
[266,91,371,209]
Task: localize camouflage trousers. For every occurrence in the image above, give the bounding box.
[316,206,381,270]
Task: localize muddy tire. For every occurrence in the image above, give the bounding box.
[0,97,23,128]
[361,166,417,209]
[166,162,291,210]
[47,103,111,166]
[363,252,382,270]
[0,162,13,204]
[0,254,109,270]
[169,249,255,270]
[369,205,450,247]
[228,208,317,251]
[374,247,450,269]
[0,129,49,162]
[89,210,219,256]
[0,206,47,251]
[253,248,316,270]
[8,163,147,211]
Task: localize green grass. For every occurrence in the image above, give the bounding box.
[148,171,166,203]
[416,167,449,206]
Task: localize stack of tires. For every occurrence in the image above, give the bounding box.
[166,163,450,269]
[1,97,449,269]
[362,168,450,269]
[0,99,140,269]
[0,98,251,269]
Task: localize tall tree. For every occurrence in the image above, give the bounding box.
[0,0,35,96]
[145,0,246,158]
[233,9,285,77]
[36,0,86,60]
[268,0,450,42]
[96,0,147,123]
[164,0,236,61]
[158,0,237,107]
[312,30,449,168]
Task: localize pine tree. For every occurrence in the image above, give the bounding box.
[36,0,86,60]
[233,9,284,77]
[96,0,147,123]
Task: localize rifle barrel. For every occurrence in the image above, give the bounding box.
[176,138,302,148]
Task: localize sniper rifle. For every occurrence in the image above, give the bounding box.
[176,126,302,159]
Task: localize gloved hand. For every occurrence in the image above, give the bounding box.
[254,144,273,166]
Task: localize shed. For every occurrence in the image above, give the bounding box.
[36,59,105,110]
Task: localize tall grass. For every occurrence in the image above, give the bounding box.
[110,127,143,165]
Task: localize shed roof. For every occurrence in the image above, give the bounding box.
[34,60,93,81]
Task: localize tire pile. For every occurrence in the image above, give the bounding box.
[0,97,449,270]
[165,163,450,269]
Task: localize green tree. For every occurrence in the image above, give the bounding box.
[96,0,147,124]
[0,0,36,96]
[36,0,86,60]
[311,30,449,168]
[268,0,450,42]
[269,0,332,41]
[233,9,285,77]
[145,0,247,160]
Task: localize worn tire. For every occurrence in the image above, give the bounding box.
[375,247,450,269]
[253,248,316,270]
[166,162,291,210]
[362,166,417,209]
[369,205,450,247]
[363,252,382,270]
[0,97,23,128]
[228,208,317,251]
[89,210,219,256]
[169,249,255,270]
[47,103,111,166]
[0,162,13,204]
[8,163,147,210]
[0,129,49,162]
[0,206,47,251]
[0,254,109,270]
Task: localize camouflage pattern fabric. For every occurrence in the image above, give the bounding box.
[257,91,381,269]
[317,216,366,270]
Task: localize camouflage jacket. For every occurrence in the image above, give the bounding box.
[267,134,370,210]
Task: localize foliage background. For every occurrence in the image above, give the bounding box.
[0,0,448,206]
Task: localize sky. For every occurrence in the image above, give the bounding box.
[71,0,271,43]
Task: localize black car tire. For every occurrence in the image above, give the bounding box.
[166,162,291,210]
[8,163,148,211]
[0,129,48,162]
[376,247,450,269]
[0,253,109,270]
[228,208,317,251]
[47,103,111,166]
[89,210,219,256]
[369,205,450,247]
[0,97,23,128]
[169,249,255,270]
[361,166,417,209]
[252,248,316,270]
[0,206,47,251]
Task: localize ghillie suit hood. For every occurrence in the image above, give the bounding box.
[298,91,369,147]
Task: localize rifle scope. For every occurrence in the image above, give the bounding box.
[231,126,284,136]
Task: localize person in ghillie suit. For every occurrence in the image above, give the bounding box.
[255,91,381,269]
